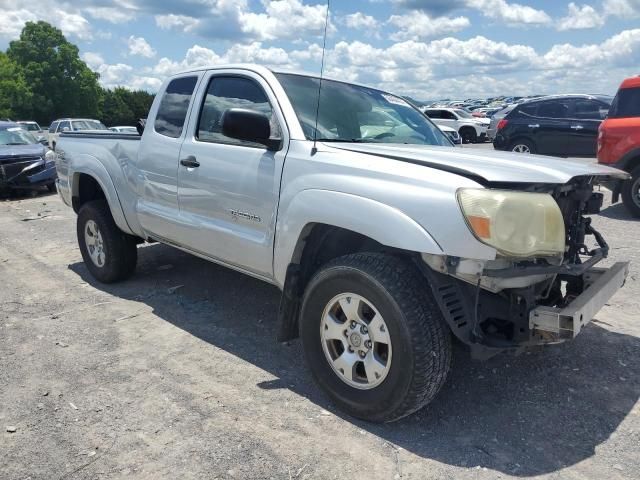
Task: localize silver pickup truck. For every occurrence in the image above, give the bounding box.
[55,64,629,422]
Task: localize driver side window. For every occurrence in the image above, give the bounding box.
[197,76,281,148]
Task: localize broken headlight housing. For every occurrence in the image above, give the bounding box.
[457,188,566,258]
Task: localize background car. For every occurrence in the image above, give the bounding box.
[17,121,48,144]
[0,121,57,193]
[109,126,139,134]
[493,94,612,157]
[48,118,108,150]
[422,107,489,143]
[437,125,462,145]
[598,76,640,217]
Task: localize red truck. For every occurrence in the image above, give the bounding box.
[598,76,640,217]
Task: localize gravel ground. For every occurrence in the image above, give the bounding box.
[1,172,638,479]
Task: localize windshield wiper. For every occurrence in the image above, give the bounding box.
[5,143,30,146]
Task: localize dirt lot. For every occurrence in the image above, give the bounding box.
[1,183,639,479]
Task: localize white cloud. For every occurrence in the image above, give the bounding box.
[82,51,105,68]
[603,0,640,17]
[388,11,471,40]
[467,0,551,25]
[85,7,134,24]
[239,0,330,41]
[155,14,201,33]
[557,3,605,31]
[343,12,379,30]
[127,35,156,58]
[0,9,37,38]
[55,10,93,40]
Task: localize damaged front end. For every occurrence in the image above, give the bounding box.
[421,176,629,359]
[0,152,57,192]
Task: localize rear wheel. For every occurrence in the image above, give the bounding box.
[621,165,640,218]
[510,138,536,154]
[459,127,477,144]
[77,200,137,283]
[299,253,451,423]
[47,183,56,193]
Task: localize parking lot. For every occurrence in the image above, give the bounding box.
[1,149,638,480]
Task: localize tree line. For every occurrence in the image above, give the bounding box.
[0,21,154,127]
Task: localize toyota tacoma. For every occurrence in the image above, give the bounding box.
[54,65,629,422]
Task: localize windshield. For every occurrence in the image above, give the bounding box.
[71,120,107,131]
[608,88,640,118]
[0,127,38,146]
[20,123,40,131]
[275,73,451,146]
[454,109,473,119]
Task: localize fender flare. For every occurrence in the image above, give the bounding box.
[70,154,133,235]
[273,189,444,286]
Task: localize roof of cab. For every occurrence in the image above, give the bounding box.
[0,121,20,130]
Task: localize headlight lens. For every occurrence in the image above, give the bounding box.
[457,188,565,258]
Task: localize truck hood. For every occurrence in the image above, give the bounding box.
[327,143,629,184]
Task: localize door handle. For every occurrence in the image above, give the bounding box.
[528,124,540,128]
[180,156,200,168]
[570,125,584,130]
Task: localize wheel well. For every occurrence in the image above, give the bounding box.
[277,224,410,342]
[507,136,535,148]
[625,155,640,173]
[72,174,106,214]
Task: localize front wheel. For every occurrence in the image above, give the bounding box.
[459,127,477,144]
[77,200,138,283]
[621,165,640,218]
[299,253,452,423]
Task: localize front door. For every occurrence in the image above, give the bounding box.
[176,71,288,278]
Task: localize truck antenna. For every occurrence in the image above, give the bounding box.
[312,0,330,155]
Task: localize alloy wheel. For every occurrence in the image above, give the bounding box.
[84,220,106,267]
[320,293,392,390]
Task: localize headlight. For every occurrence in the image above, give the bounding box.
[44,149,57,164]
[457,189,565,258]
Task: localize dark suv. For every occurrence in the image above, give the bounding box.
[493,94,612,157]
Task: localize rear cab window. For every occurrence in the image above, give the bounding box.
[609,88,640,118]
[49,122,59,134]
[154,76,199,138]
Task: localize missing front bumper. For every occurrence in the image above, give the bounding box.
[529,262,629,341]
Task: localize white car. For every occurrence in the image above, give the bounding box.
[109,126,139,134]
[17,121,47,143]
[437,125,462,145]
[48,118,108,150]
[422,107,489,144]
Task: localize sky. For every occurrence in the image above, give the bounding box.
[1,0,639,100]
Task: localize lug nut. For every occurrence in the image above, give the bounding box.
[348,346,354,353]
[365,340,372,349]
[359,351,366,358]
[350,321,357,329]
[360,326,368,334]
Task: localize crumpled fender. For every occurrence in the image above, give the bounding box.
[273,189,443,286]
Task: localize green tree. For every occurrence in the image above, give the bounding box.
[7,21,101,124]
[100,88,154,126]
[0,52,33,120]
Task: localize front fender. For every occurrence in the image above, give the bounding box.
[70,155,133,235]
[273,189,444,286]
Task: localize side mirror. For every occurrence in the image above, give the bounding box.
[136,118,146,136]
[38,137,48,145]
[221,108,281,151]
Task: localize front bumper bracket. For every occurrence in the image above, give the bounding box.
[529,262,629,340]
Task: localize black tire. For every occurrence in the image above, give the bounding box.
[621,166,640,218]
[77,200,137,283]
[47,183,56,193]
[509,138,536,154]
[459,127,477,144]
[299,253,452,423]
